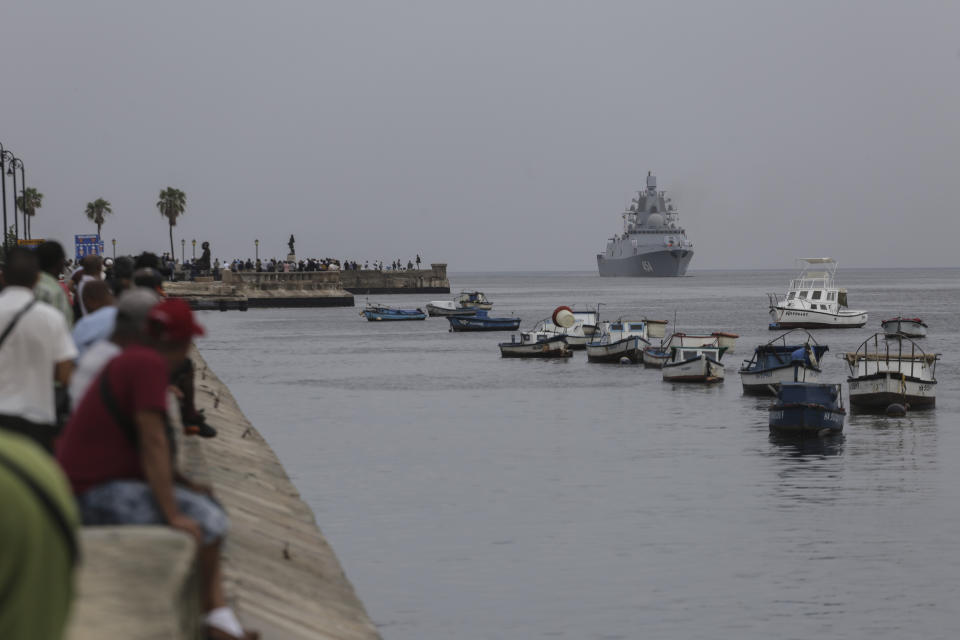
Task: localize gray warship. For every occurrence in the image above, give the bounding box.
[597,172,694,277]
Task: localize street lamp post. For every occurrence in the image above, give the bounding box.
[16,160,26,240]
[192,238,196,260]
[255,239,259,261]
[112,238,116,258]
[0,144,9,251]
[181,238,185,264]
[6,155,21,243]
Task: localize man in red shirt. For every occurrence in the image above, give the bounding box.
[56,298,256,640]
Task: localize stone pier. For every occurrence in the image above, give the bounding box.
[340,262,450,294]
[167,271,355,309]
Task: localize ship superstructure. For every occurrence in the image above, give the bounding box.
[597,172,694,277]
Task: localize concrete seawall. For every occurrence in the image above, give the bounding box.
[167,263,451,309]
[340,263,450,294]
[67,349,381,640]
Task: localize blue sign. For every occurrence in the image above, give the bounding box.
[75,234,104,261]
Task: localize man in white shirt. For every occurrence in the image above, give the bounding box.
[0,248,78,452]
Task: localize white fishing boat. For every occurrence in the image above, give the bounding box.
[767,258,867,329]
[844,333,939,410]
[662,343,727,383]
[881,316,927,338]
[521,306,599,350]
[586,320,651,363]
[498,334,572,359]
[425,300,476,317]
[457,291,493,310]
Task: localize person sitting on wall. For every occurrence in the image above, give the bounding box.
[56,299,256,640]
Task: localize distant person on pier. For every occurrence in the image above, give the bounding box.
[74,255,104,318]
[56,299,256,640]
[0,248,78,453]
[109,256,136,296]
[71,281,117,358]
[34,241,74,327]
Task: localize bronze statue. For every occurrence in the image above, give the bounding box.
[288,234,295,255]
[198,241,211,271]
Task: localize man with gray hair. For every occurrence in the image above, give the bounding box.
[68,288,160,406]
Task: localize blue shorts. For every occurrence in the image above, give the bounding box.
[78,480,229,544]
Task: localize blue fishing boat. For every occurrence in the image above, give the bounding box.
[361,303,426,321]
[447,310,521,332]
[739,330,829,395]
[769,382,846,435]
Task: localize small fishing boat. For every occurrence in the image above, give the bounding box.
[361,303,426,321]
[767,258,867,329]
[447,310,521,332]
[457,291,493,310]
[642,345,671,368]
[498,334,572,358]
[662,341,727,383]
[425,300,476,317]
[881,316,927,338]
[844,333,939,410]
[521,306,599,350]
[769,382,846,435]
[586,320,652,363]
[739,330,829,395]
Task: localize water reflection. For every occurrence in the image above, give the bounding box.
[768,432,845,457]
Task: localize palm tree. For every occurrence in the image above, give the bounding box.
[156,187,187,260]
[84,198,113,237]
[15,187,43,240]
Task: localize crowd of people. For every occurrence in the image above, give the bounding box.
[0,243,257,639]
[223,253,424,275]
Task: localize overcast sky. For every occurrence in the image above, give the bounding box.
[1,1,958,270]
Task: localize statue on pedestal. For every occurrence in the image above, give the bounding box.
[288,234,296,255]
[198,241,211,271]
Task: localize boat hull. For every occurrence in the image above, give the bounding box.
[499,338,572,358]
[363,311,426,321]
[426,304,475,317]
[770,306,867,329]
[597,248,693,277]
[769,405,845,434]
[663,355,724,383]
[848,373,936,409]
[448,317,521,332]
[586,337,645,363]
[881,319,927,338]
[740,363,822,395]
[642,348,671,368]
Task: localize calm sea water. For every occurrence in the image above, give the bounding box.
[199,268,960,640]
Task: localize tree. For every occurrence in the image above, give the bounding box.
[156,187,186,260]
[84,198,113,237]
[16,187,43,240]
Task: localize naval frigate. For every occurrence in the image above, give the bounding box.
[597,172,694,277]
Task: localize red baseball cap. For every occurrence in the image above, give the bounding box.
[147,298,205,343]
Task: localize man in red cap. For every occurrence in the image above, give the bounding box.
[57,298,257,640]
